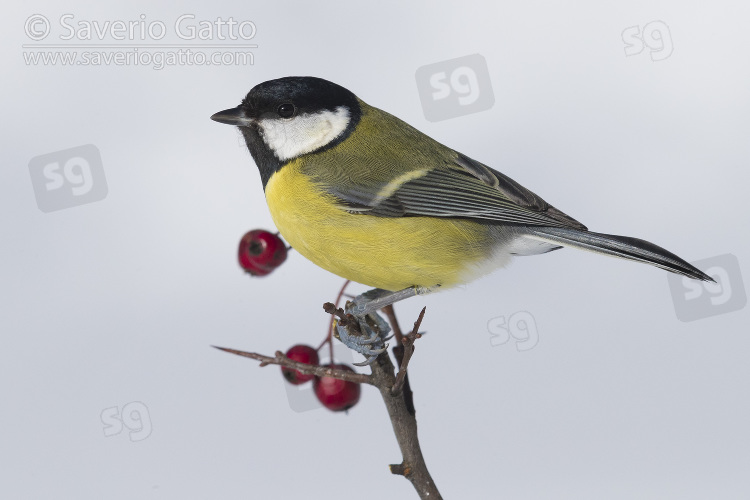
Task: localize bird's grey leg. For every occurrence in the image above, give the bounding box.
[335,286,438,365]
[346,286,438,317]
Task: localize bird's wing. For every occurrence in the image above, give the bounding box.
[326,152,587,230]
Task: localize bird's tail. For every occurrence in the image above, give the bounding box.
[526,227,714,282]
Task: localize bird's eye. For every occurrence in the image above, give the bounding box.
[277,103,295,118]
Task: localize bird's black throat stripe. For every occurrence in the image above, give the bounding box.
[239,124,283,188]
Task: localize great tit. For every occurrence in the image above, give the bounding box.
[211,76,713,306]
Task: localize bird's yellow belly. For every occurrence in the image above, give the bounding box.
[265,161,492,291]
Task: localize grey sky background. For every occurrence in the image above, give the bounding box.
[2,1,749,499]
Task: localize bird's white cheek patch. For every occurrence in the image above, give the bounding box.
[258,106,351,161]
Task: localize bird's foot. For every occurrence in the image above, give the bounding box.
[329,286,437,365]
[330,290,400,365]
[334,307,392,366]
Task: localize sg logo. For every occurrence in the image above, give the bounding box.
[28,144,108,212]
[101,401,152,442]
[667,254,746,322]
[487,311,539,352]
[415,53,495,122]
[429,67,482,106]
[622,20,673,62]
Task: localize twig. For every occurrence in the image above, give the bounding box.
[214,306,441,499]
[317,280,351,358]
[382,305,416,415]
[391,307,425,397]
[212,346,373,385]
[383,304,405,344]
[322,302,362,334]
[369,348,441,499]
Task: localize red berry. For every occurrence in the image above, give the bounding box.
[281,345,319,385]
[313,364,361,412]
[238,230,288,276]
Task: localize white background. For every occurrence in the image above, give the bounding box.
[2,1,749,499]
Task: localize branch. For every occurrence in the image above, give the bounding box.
[391,307,425,396]
[383,304,405,343]
[369,346,441,499]
[322,302,361,335]
[212,347,373,385]
[382,305,416,415]
[214,306,441,499]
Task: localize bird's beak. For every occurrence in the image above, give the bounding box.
[210,107,254,126]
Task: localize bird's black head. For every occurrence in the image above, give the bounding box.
[211,76,362,188]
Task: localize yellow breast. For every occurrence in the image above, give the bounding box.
[264,160,493,291]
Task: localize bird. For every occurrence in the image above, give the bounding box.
[211,76,713,362]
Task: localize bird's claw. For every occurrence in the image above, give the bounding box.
[333,295,392,365]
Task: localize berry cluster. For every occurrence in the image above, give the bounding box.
[282,345,361,412]
[237,230,360,411]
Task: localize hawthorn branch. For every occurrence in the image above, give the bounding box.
[391,307,424,397]
[369,345,440,499]
[329,303,438,499]
[322,302,362,335]
[383,305,405,343]
[211,347,373,385]
[383,305,416,415]
[214,305,441,499]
